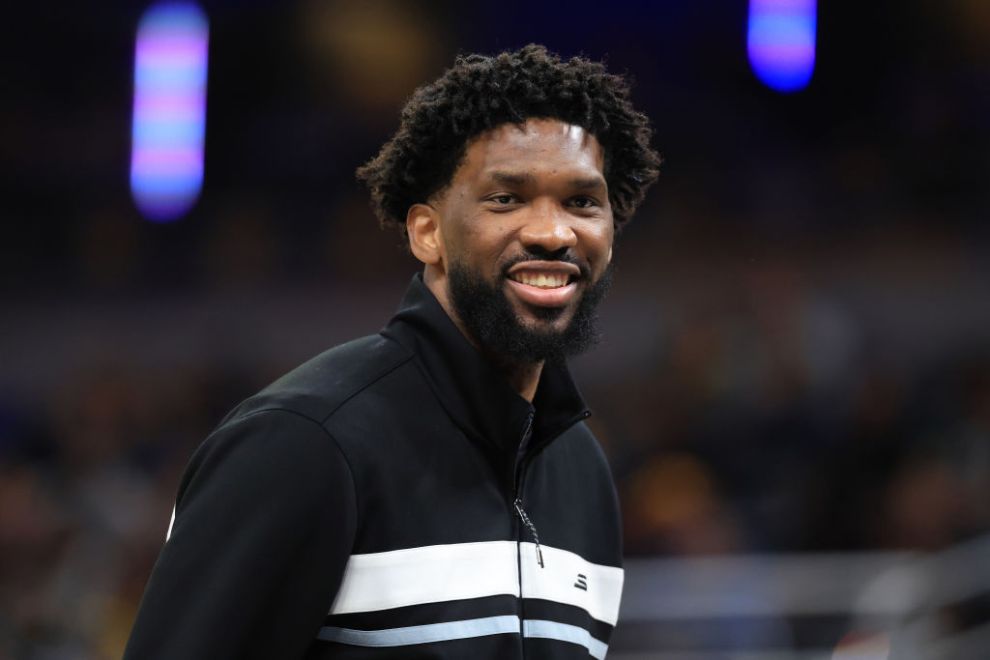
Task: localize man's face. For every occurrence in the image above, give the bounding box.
[418,118,614,363]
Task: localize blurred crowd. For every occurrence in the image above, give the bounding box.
[3,0,989,657]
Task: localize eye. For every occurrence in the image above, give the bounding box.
[489,194,517,205]
[569,196,599,209]
[484,193,521,211]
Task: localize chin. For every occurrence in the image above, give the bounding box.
[506,290,568,316]
[515,306,575,334]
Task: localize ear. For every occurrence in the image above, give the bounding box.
[406,203,444,267]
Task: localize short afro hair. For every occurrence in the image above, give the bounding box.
[356,44,661,234]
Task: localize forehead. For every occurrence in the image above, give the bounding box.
[456,118,606,184]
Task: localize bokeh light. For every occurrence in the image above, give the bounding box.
[747,0,817,93]
[130,1,208,222]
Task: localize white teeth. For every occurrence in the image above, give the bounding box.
[513,272,568,288]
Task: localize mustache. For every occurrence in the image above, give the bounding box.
[499,248,591,279]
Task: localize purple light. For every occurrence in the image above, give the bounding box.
[747,0,816,93]
[130,2,208,222]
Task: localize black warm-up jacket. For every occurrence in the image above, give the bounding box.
[124,275,624,659]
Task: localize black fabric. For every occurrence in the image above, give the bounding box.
[124,410,357,660]
[522,599,615,644]
[313,634,523,660]
[124,274,622,660]
[324,595,520,631]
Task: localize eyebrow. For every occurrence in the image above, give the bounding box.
[486,170,606,190]
[569,176,607,191]
[489,171,535,186]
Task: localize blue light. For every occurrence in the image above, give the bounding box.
[747,0,816,93]
[130,2,209,222]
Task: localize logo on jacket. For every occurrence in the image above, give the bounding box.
[574,573,588,591]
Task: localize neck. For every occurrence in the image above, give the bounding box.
[456,317,546,403]
[424,267,543,402]
[494,355,543,403]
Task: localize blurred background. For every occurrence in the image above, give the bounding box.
[2,0,989,658]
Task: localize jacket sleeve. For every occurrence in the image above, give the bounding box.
[123,408,357,660]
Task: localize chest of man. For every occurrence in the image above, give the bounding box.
[305,394,624,659]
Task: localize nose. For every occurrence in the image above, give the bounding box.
[518,198,577,253]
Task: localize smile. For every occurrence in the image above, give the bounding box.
[505,261,582,307]
[508,271,572,289]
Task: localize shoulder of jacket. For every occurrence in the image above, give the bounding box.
[559,419,598,446]
[222,333,414,428]
[553,420,614,469]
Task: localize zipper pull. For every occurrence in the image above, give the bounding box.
[513,497,545,568]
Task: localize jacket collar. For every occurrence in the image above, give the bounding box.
[382,274,590,458]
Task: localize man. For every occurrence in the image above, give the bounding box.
[124,44,660,659]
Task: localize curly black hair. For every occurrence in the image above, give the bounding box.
[356,44,661,234]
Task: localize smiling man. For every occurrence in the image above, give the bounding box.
[125,45,660,660]
[408,118,617,401]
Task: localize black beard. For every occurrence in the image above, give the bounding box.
[447,260,613,365]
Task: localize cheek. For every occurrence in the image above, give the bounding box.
[583,225,614,270]
[466,221,512,259]
[443,216,506,270]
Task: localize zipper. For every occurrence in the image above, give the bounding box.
[512,411,534,493]
[513,497,544,568]
[511,408,587,656]
[512,411,544,569]
[511,411,534,659]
